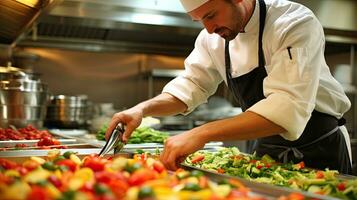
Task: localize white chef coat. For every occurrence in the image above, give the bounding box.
[162,0,351,156]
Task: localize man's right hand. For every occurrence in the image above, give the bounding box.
[105,107,144,142]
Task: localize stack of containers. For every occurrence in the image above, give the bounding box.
[0,67,49,128]
[45,95,91,129]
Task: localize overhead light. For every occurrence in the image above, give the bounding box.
[15,0,41,8]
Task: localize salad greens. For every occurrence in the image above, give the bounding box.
[185,147,357,199]
[96,125,169,144]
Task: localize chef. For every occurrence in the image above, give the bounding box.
[106,0,352,174]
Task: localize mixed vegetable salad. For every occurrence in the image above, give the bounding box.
[96,125,169,144]
[185,147,357,199]
[0,150,305,200]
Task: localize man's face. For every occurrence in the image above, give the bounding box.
[188,0,244,40]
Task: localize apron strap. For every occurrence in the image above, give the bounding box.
[262,126,340,163]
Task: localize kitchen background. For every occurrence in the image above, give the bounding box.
[0,0,356,174]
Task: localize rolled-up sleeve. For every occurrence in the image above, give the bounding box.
[163,31,223,115]
[248,17,325,141]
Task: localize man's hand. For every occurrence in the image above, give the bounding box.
[160,129,207,170]
[105,107,144,143]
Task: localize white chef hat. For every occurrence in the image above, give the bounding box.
[180,0,209,12]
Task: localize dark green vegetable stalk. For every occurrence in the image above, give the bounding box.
[96,125,169,144]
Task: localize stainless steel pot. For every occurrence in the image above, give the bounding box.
[0,79,47,92]
[0,67,48,128]
[0,105,47,119]
[45,95,91,129]
[0,90,48,105]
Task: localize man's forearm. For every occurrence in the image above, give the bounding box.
[135,93,187,117]
[196,111,286,142]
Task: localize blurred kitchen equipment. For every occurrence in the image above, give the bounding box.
[13,51,40,73]
[90,103,116,133]
[45,95,91,129]
[0,65,49,128]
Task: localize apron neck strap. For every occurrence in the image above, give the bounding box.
[258,0,267,67]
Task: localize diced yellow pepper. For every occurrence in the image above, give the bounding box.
[4,169,20,177]
[24,168,51,183]
[30,156,46,165]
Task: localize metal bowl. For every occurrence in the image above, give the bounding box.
[45,95,91,129]
[0,104,47,119]
[0,90,49,106]
[49,95,88,107]
[0,79,48,92]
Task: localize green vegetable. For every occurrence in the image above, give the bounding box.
[96,125,169,144]
[138,186,155,198]
[94,183,111,195]
[190,170,204,178]
[124,162,142,173]
[42,162,57,171]
[63,151,75,159]
[184,147,357,199]
[183,183,201,191]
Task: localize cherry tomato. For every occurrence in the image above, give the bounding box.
[56,159,77,172]
[108,179,129,199]
[337,182,346,191]
[22,160,41,171]
[0,158,18,169]
[26,185,52,200]
[128,169,156,186]
[48,175,62,188]
[217,168,225,174]
[191,155,205,164]
[315,171,324,179]
[83,156,107,172]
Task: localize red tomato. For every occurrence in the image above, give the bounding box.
[297,162,305,169]
[37,136,54,146]
[16,166,29,176]
[153,161,165,173]
[337,182,346,191]
[48,175,62,188]
[0,173,14,184]
[286,193,305,200]
[315,171,324,179]
[198,176,208,188]
[108,179,129,199]
[26,186,52,200]
[83,156,107,172]
[128,169,156,186]
[56,159,77,172]
[52,139,61,145]
[191,155,205,164]
[22,160,40,171]
[95,171,117,183]
[80,182,94,193]
[0,158,18,169]
[217,168,225,174]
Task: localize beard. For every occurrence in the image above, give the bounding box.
[214,27,239,40]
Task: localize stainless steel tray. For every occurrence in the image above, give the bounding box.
[181,164,340,200]
[0,148,132,158]
[0,139,78,147]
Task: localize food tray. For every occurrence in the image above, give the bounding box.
[0,139,78,147]
[0,151,296,199]
[0,148,131,159]
[181,164,340,200]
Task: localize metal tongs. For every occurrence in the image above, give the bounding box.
[98,123,126,157]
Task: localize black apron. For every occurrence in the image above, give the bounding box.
[225,0,352,174]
